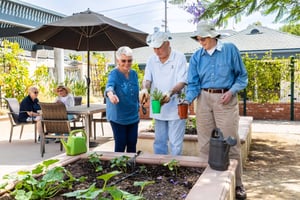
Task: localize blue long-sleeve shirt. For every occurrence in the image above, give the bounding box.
[186,40,248,103]
[18,95,41,122]
[105,68,139,125]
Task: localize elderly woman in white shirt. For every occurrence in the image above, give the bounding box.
[54,85,75,120]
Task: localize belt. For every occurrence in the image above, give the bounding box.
[203,88,229,93]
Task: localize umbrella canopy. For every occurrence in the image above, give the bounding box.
[20,9,148,107]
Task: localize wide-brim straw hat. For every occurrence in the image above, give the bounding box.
[191,21,221,41]
[55,85,71,94]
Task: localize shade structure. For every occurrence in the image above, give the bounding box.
[20,9,148,107]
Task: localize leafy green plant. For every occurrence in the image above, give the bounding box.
[181,0,298,26]
[97,170,122,190]
[88,152,103,172]
[1,159,84,200]
[63,171,146,200]
[186,116,196,130]
[62,183,101,200]
[178,92,186,104]
[242,52,289,103]
[134,181,155,196]
[163,159,180,176]
[62,171,123,199]
[151,88,163,101]
[110,155,130,173]
[131,63,145,88]
[92,52,110,97]
[0,40,33,101]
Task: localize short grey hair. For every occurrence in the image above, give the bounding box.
[116,46,133,60]
[28,86,38,93]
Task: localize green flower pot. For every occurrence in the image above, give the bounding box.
[152,100,161,114]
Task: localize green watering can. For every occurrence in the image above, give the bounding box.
[61,129,87,156]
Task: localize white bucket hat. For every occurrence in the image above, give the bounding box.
[146,27,171,48]
[191,21,220,41]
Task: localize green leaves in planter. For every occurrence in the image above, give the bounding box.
[2,159,83,200]
[163,159,180,176]
[151,88,163,101]
[62,183,102,199]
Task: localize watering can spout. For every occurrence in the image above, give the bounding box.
[60,139,70,153]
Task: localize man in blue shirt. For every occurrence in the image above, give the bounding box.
[185,21,248,200]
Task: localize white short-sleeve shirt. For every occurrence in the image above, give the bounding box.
[144,49,187,120]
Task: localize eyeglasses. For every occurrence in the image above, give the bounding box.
[197,37,207,42]
[34,91,39,94]
[58,89,64,92]
[121,59,132,63]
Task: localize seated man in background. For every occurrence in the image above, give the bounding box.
[18,86,43,141]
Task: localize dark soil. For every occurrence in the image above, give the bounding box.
[141,128,197,135]
[140,117,197,135]
[53,158,204,200]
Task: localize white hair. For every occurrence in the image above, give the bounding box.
[28,86,38,93]
[116,46,133,60]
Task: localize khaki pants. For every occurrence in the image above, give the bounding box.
[196,90,243,186]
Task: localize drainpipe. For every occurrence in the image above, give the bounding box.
[289,56,295,121]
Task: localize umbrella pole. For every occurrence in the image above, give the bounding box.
[87,37,90,108]
[87,50,90,107]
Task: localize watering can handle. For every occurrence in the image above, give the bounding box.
[211,128,224,138]
[69,129,87,141]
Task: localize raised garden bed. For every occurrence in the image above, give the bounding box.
[0,152,237,200]
[138,117,198,156]
[137,116,253,166]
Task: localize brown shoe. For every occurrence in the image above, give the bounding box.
[236,185,247,199]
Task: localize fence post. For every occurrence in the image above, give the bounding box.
[243,89,247,116]
[289,56,295,121]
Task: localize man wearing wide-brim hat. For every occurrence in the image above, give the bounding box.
[184,21,248,200]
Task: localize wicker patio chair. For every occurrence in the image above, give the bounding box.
[4,98,37,143]
[39,102,84,157]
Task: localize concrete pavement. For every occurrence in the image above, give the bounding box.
[0,117,151,178]
[0,116,300,179]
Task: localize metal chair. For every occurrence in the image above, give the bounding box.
[39,102,84,157]
[92,98,107,139]
[72,96,84,127]
[4,98,37,143]
[92,111,107,139]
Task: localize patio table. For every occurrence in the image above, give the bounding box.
[67,103,106,148]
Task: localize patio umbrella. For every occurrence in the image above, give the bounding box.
[19,9,148,107]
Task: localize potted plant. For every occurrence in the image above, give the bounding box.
[177,92,189,119]
[150,88,163,114]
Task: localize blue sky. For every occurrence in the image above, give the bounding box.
[20,0,284,33]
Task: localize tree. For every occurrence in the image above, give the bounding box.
[0,40,33,101]
[0,40,52,102]
[174,0,299,26]
[279,24,300,36]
